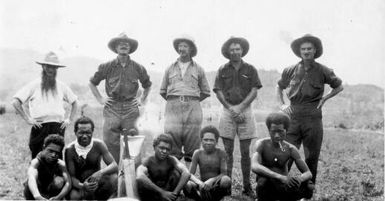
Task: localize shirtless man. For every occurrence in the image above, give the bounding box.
[136,134,190,201]
[184,125,231,201]
[24,134,71,200]
[65,116,118,200]
[251,112,314,201]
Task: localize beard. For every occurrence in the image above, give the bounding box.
[41,70,57,97]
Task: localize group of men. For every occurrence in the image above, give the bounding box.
[13,32,343,200]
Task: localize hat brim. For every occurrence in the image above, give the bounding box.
[221,37,249,59]
[108,37,138,54]
[173,38,197,57]
[36,61,66,67]
[291,35,323,59]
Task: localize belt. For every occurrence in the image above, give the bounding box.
[167,95,199,102]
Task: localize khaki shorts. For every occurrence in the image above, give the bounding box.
[219,106,257,140]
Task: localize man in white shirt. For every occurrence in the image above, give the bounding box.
[12,51,78,159]
[159,36,211,167]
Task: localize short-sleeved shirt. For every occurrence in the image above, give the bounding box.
[160,60,211,99]
[277,61,342,105]
[90,57,152,101]
[65,139,105,182]
[213,60,263,105]
[13,79,77,123]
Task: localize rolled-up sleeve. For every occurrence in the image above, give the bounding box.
[90,64,106,86]
[213,67,223,93]
[323,67,342,89]
[139,65,152,89]
[250,66,263,89]
[277,68,290,89]
[198,67,211,96]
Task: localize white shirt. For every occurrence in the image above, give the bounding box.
[178,61,191,77]
[13,79,77,123]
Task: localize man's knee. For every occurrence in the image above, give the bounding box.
[68,189,82,200]
[220,175,231,188]
[184,181,197,193]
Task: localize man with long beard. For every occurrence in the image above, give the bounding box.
[12,52,78,159]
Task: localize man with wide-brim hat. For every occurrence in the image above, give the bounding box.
[276,34,343,199]
[213,36,262,198]
[160,35,210,167]
[89,33,152,163]
[12,51,78,159]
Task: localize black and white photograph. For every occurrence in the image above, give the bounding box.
[0,0,383,200]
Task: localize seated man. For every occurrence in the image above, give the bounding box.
[251,112,314,201]
[136,133,190,201]
[184,125,232,201]
[65,116,118,200]
[24,134,71,200]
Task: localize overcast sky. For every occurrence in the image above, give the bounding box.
[1,0,384,87]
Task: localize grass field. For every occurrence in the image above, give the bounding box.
[0,106,383,201]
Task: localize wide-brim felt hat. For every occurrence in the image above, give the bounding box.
[36,51,65,67]
[173,36,197,57]
[221,37,249,59]
[291,34,323,59]
[108,33,138,54]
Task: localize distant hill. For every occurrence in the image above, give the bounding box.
[1,48,383,130]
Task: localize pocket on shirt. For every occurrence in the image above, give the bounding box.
[168,72,180,84]
[240,73,252,88]
[221,73,233,87]
[107,76,119,88]
[187,73,199,89]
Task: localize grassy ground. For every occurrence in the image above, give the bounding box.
[0,107,383,200]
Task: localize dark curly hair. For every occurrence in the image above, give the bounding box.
[74,116,95,133]
[265,112,291,130]
[153,133,173,149]
[43,134,65,149]
[200,125,220,141]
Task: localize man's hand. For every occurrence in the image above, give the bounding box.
[27,118,42,128]
[89,171,102,182]
[83,179,98,192]
[160,190,177,201]
[281,175,301,189]
[229,105,243,115]
[98,97,113,106]
[60,119,70,129]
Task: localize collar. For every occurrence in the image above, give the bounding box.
[224,59,245,69]
[113,56,131,66]
[298,60,318,72]
[173,59,196,68]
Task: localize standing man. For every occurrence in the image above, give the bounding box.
[89,33,152,163]
[65,116,118,200]
[12,52,78,159]
[276,34,343,191]
[160,36,211,166]
[213,37,262,197]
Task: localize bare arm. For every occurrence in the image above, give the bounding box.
[172,156,191,195]
[291,146,312,182]
[90,141,118,180]
[140,86,151,105]
[276,85,286,106]
[61,100,78,129]
[27,159,47,200]
[12,98,41,127]
[64,148,84,190]
[136,165,166,195]
[214,90,232,110]
[188,151,204,186]
[317,85,344,109]
[50,161,72,200]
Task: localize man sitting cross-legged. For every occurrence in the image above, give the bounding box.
[136,133,191,201]
[184,125,232,201]
[24,134,71,200]
[251,112,314,201]
[65,116,118,200]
